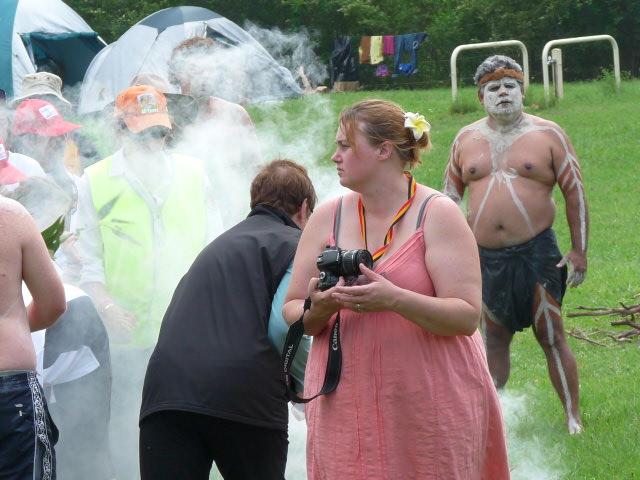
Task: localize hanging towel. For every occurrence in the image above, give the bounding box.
[359,36,372,64]
[383,35,395,55]
[370,36,384,64]
[393,33,427,75]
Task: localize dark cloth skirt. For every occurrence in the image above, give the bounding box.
[479,228,567,333]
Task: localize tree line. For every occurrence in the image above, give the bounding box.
[68,0,639,88]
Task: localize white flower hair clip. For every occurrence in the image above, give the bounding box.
[403,112,431,141]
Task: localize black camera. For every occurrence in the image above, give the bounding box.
[316,246,374,291]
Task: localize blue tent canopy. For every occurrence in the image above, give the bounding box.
[0,0,104,99]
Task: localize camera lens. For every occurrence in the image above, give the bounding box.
[341,249,373,276]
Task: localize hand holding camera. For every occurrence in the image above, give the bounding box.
[316,246,373,291]
[318,246,401,314]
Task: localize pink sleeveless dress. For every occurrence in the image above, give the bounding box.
[305,195,510,480]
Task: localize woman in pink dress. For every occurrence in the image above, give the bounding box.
[283,99,510,479]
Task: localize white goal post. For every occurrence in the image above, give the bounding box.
[450,40,530,102]
[542,35,620,102]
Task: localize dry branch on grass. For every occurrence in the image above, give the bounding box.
[566,328,609,347]
[566,294,640,344]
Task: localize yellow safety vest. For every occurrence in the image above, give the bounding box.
[86,154,208,347]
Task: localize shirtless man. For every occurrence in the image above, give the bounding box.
[167,36,261,164]
[168,36,263,226]
[0,196,67,478]
[443,55,588,434]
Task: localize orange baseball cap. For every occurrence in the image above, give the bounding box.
[114,85,172,133]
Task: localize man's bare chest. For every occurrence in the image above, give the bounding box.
[458,132,556,185]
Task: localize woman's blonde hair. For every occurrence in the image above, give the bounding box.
[339,99,431,169]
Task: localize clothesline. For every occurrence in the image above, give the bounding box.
[331,33,427,82]
[358,33,427,77]
[331,34,525,86]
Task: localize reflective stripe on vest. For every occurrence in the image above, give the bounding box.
[86,154,207,347]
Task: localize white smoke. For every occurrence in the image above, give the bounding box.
[252,93,348,205]
[244,22,329,89]
[285,405,309,479]
[500,391,565,480]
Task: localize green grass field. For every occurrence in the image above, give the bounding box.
[245,79,640,479]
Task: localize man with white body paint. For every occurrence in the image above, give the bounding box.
[443,55,588,434]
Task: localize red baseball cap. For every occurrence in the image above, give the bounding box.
[114,85,172,133]
[11,99,80,137]
[0,138,27,184]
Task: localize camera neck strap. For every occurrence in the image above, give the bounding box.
[358,171,417,262]
[282,296,342,403]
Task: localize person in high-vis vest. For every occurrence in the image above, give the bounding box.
[71,84,224,479]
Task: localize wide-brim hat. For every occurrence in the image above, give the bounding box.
[10,72,71,107]
[162,93,199,129]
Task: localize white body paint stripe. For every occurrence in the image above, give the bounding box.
[533,285,580,431]
[455,118,586,254]
[472,175,495,233]
[539,127,587,252]
[504,174,535,235]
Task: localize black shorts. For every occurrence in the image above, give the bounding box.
[139,410,288,480]
[0,371,58,480]
[479,228,567,334]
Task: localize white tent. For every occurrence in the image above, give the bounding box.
[78,6,302,114]
[0,0,106,99]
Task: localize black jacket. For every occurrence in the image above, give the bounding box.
[140,206,301,430]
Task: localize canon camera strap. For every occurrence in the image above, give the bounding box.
[283,197,345,403]
[282,296,342,403]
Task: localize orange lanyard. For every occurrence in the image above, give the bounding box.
[358,172,417,263]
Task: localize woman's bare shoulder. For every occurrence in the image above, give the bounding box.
[414,186,467,231]
[313,193,357,219]
[301,193,357,248]
[414,184,452,205]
